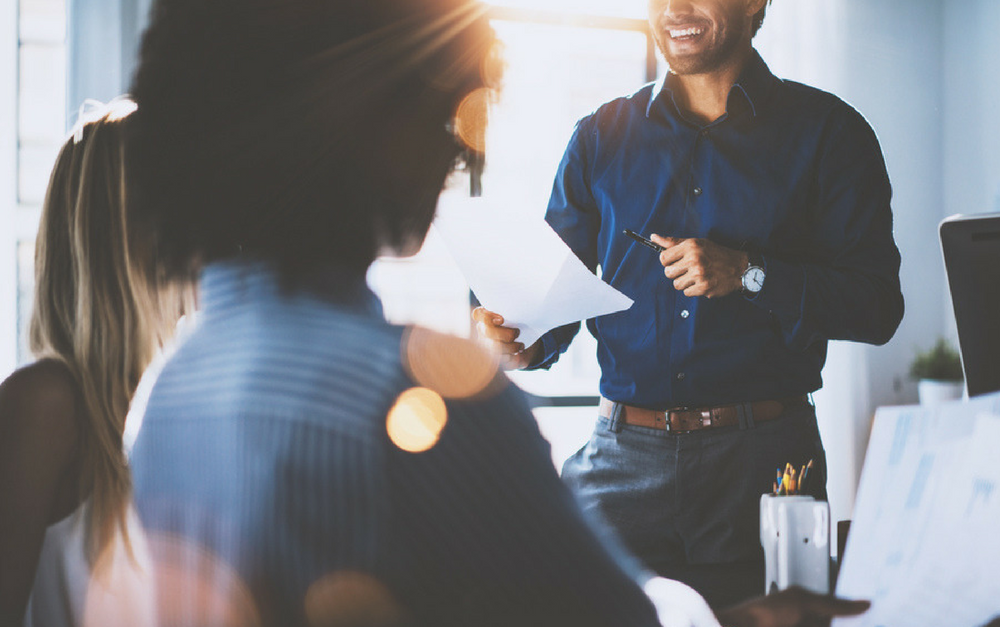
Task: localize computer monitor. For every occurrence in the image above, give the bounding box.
[940,213,1000,397]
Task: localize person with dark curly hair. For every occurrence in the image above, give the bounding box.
[124,0,870,625]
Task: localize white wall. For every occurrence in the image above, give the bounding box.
[756,0,948,528]
[944,0,1000,221]
[943,0,1000,337]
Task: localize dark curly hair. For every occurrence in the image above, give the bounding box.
[128,0,497,282]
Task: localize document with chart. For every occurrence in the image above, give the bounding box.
[834,393,1000,627]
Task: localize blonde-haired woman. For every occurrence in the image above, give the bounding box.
[0,100,186,627]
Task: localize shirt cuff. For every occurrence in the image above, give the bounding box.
[523,331,561,371]
[746,254,806,322]
[642,577,722,627]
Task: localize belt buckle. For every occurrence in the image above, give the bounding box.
[699,409,713,428]
[660,407,675,433]
[665,407,713,434]
[663,407,682,433]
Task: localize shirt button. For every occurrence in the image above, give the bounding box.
[700,129,710,137]
[680,309,690,319]
[676,372,686,381]
[692,187,703,196]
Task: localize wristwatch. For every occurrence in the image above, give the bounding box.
[741,252,766,295]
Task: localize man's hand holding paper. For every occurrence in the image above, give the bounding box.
[472,307,540,370]
[433,198,633,367]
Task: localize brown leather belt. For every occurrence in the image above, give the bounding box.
[598,395,810,433]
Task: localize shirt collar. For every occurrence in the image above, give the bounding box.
[199,259,383,319]
[646,48,777,119]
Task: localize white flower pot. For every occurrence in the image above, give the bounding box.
[917,379,964,405]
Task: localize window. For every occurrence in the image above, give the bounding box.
[369,5,661,465]
[0,0,67,376]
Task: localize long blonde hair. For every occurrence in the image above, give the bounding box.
[29,99,187,564]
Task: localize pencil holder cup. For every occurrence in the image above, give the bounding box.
[759,494,830,595]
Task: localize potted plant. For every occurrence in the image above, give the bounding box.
[909,338,965,405]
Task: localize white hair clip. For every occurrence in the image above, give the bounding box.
[71,97,138,144]
[72,99,106,144]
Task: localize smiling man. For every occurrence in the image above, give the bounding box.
[475,0,904,608]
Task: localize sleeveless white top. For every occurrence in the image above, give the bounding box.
[22,502,156,627]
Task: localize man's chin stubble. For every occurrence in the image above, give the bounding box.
[657,36,742,76]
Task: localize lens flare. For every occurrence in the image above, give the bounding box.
[144,533,261,627]
[481,38,506,90]
[83,516,157,627]
[402,327,502,400]
[386,387,448,453]
[454,87,492,153]
[304,571,405,627]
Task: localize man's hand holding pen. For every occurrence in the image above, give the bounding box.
[472,307,541,370]
[650,234,749,299]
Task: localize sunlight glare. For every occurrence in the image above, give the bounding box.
[304,571,405,627]
[454,87,493,153]
[402,327,502,400]
[386,387,449,453]
[486,0,649,20]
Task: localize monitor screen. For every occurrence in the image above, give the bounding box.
[940,214,1000,397]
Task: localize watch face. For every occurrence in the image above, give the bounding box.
[743,267,765,293]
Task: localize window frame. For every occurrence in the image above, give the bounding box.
[475,7,658,409]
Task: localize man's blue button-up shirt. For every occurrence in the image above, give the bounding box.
[531,50,904,409]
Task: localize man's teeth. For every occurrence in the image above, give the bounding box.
[670,27,704,38]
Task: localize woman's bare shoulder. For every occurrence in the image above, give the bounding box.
[0,359,82,453]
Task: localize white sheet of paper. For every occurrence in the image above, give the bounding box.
[833,392,1000,627]
[433,198,633,348]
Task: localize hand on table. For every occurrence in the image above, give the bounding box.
[651,234,749,299]
[471,307,541,370]
[715,587,870,627]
